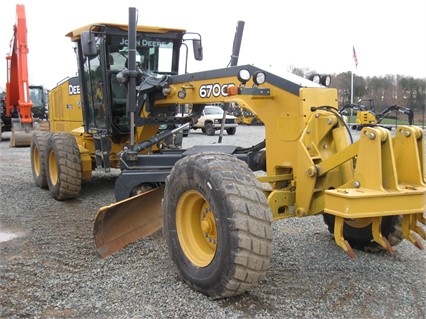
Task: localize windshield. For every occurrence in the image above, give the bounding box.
[80,31,182,131]
[107,36,175,73]
[204,107,223,115]
[29,87,44,107]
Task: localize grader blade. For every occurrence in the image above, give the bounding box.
[94,186,165,258]
[10,120,34,147]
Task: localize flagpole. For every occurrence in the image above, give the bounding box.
[351,45,358,105]
[350,70,354,104]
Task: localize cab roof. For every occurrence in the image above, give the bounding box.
[66,23,186,41]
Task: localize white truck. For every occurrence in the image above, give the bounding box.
[192,105,238,135]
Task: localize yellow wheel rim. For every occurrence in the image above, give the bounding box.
[48,150,58,186]
[176,190,217,267]
[32,146,40,177]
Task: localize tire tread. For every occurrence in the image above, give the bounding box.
[164,152,273,299]
[46,133,82,200]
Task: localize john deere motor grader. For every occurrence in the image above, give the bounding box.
[31,8,425,300]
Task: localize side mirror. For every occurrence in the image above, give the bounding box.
[81,31,97,57]
[192,39,203,61]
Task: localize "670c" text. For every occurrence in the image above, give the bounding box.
[199,83,235,98]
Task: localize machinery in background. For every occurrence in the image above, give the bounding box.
[339,99,414,131]
[231,103,263,125]
[29,85,48,121]
[1,4,42,146]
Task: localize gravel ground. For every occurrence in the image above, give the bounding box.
[0,125,425,319]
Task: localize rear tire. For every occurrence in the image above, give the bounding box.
[30,131,52,188]
[163,152,273,299]
[45,133,82,200]
[322,214,403,251]
[226,127,236,135]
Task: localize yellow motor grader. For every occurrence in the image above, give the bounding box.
[339,99,414,131]
[31,8,425,299]
[231,103,263,125]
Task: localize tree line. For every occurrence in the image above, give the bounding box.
[290,67,426,124]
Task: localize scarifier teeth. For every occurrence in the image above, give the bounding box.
[402,214,425,250]
[414,213,426,240]
[418,213,425,226]
[371,217,395,254]
[334,216,356,258]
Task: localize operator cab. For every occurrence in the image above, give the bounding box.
[68,23,202,142]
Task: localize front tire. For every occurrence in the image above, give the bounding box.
[45,133,82,200]
[163,152,273,299]
[204,123,215,136]
[30,131,52,189]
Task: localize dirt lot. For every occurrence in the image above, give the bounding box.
[0,126,425,318]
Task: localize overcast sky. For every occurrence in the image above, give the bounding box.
[0,0,425,90]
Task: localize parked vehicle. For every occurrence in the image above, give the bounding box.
[192,105,238,135]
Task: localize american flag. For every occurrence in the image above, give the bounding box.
[353,46,358,69]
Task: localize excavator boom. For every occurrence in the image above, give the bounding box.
[3,4,35,146]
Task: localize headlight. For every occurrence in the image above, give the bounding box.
[320,75,331,87]
[309,74,331,87]
[309,74,321,84]
[237,69,251,84]
[253,71,266,85]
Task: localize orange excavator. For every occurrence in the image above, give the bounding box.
[1,4,37,146]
